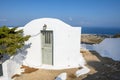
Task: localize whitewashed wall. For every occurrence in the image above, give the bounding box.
[81,44,94,50]
[23,18,85,68]
[93,38,120,61]
[0,57,22,80]
[0,27,25,80]
[0,61,9,80]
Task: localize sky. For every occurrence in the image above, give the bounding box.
[0,0,120,28]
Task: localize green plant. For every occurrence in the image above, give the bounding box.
[0,26,30,57]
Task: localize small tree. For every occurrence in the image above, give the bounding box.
[0,26,30,59]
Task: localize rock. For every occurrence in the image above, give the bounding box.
[75,66,90,77]
[55,72,67,80]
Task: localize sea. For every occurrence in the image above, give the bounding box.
[82,27,120,35]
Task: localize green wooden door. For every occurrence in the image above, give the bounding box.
[41,31,53,65]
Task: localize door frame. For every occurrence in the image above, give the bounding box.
[0,64,3,76]
[41,30,54,65]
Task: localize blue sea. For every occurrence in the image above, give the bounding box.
[82,27,120,35]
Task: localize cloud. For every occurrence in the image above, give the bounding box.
[0,19,7,21]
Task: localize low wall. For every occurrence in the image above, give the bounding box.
[0,60,22,80]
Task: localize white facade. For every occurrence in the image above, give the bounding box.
[23,18,85,68]
[94,38,120,61]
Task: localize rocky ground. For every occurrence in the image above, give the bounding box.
[80,49,120,80]
[13,49,120,80]
[13,67,79,80]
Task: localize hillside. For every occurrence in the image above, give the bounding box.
[81,34,110,44]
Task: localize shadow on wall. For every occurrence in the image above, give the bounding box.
[0,43,32,80]
[0,64,3,76]
[83,51,120,80]
[0,43,31,64]
[11,43,32,64]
